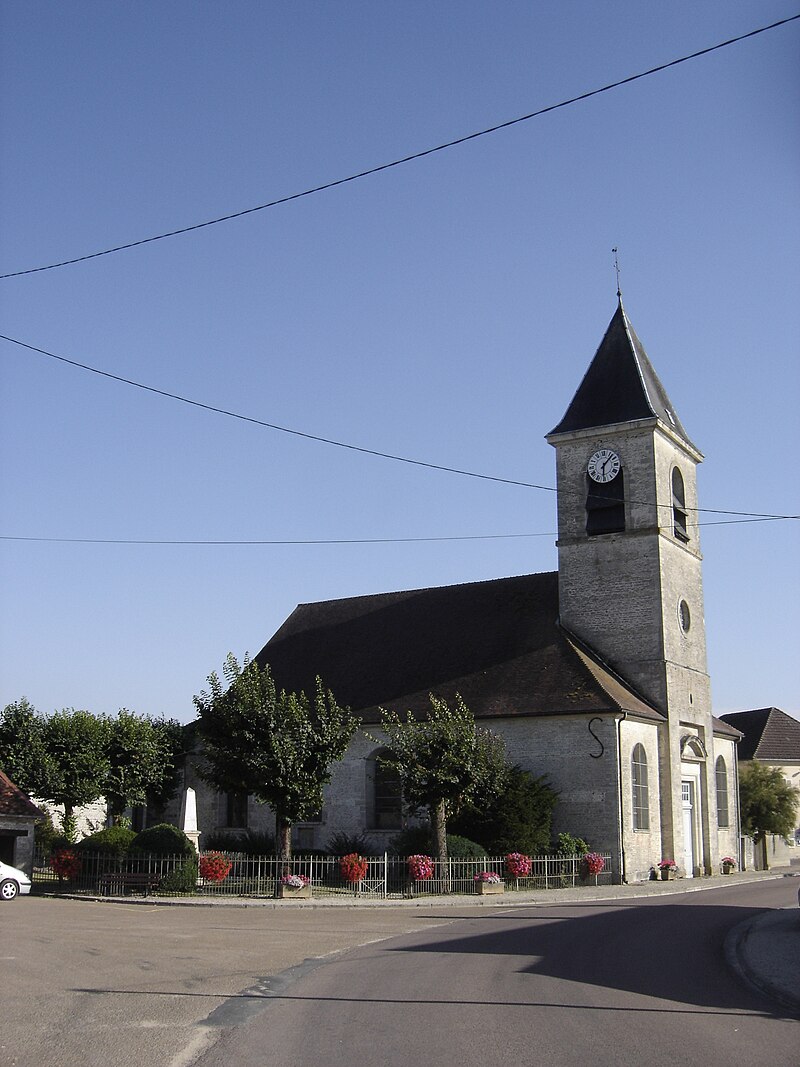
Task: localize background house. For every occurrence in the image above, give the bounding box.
[719,707,800,869]
[0,770,46,875]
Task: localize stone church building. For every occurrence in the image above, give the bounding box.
[181,302,742,883]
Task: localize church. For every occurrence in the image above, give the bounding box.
[184,301,742,883]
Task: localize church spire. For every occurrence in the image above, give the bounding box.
[548,304,697,451]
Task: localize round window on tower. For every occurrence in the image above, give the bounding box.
[678,599,691,634]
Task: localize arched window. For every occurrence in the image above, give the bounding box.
[586,471,625,536]
[368,749,403,830]
[632,744,649,831]
[715,756,729,828]
[672,467,689,542]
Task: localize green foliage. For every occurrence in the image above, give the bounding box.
[202,829,276,855]
[195,654,358,860]
[444,834,490,858]
[158,861,198,893]
[388,826,487,858]
[377,693,507,861]
[34,813,60,852]
[326,831,375,856]
[132,823,196,856]
[739,762,799,841]
[0,698,53,795]
[554,832,589,856]
[104,710,182,821]
[40,709,110,838]
[449,766,558,854]
[74,826,137,855]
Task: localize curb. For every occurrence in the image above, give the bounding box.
[724,909,800,1017]
[38,869,784,909]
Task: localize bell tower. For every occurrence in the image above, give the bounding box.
[546,301,717,875]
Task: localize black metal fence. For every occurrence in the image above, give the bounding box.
[33,848,614,899]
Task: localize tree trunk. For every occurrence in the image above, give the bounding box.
[62,804,77,844]
[432,799,448,863]
[277,817,292,865]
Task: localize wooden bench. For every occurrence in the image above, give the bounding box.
[98,871,161,896]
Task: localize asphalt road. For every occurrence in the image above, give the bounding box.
[2,881,797,1067]
[196,881,799,1067]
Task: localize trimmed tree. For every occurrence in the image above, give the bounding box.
[0,698,53,794]
[739,761,799,868]
[195,654,357,863]
[378,693,508,863]
[103,710,183,824]
[40,709,110,842]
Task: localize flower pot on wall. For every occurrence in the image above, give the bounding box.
[278,884,312,899]
[477,880,505,895]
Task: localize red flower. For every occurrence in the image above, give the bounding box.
[339,853,368,883]
[50,849,81,880]
[505,853,532,878]
[583,853,605,875]
[199,852,233,883]
[407,855,434,880]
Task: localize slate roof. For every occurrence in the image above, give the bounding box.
[548,301,698,451]
[718,708,800,762]
[0,769,46,820]
[257,571,663,724]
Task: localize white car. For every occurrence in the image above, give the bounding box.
[0,860,32,900]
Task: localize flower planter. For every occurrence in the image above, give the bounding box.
[476,880,505,895]
[278,884,312,899]
[660,869,677,881]
[722,864,735,876]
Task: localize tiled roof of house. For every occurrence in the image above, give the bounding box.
[718,708,800,762]
[548,301,698,451]
[0,769,46,820]
[257,571,663,724]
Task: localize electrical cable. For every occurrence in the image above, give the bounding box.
[0,515,794,546]
[2,14,797,281]
[1,332,797,524]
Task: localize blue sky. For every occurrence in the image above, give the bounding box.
[1,2,798,724]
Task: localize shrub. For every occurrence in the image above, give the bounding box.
[389,827,487,858]
[327,831,375,856]
[159,861,198,893]
[202,829,275,856]
[132,823,196,856]
[35,813,60,852]
[554,832,589,856]
[449,767,557,855]
[74,826,137,855]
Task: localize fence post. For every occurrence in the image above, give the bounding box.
[383,852,387,899]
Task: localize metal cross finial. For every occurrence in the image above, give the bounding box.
[612,247,622,299]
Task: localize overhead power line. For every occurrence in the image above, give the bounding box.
[2,332,798,524]
[0,515,794,547]
[2,13,798,282]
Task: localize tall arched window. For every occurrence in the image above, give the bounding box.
[715,756,729,828]
[632,744,650,831]
[672,467,689,542]
[368,749,403,830]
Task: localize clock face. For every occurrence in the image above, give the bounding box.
[587,449,620,483]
